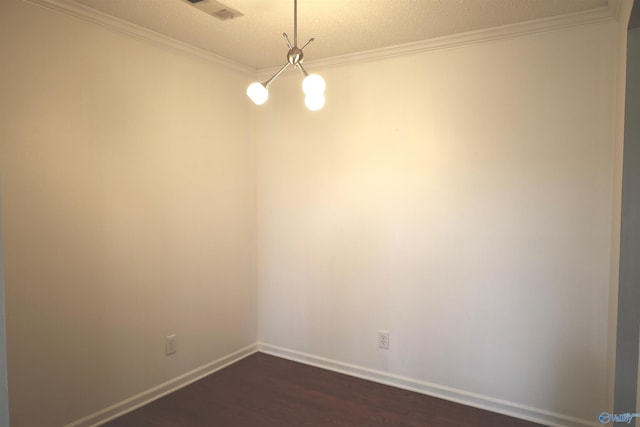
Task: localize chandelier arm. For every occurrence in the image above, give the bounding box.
[297,62,309,78]
[300,37,314,51]
[264,62,291,88]
[283,33,293,49]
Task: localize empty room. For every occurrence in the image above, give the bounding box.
[0,0,638,426]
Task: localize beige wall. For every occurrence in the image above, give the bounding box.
[257,20,619,424]
[0,1,257,426]
[0,0,625,426]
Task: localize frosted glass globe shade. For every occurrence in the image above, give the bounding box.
[247,82,269,105]
[302,74,326,95]
[305,93,325,111]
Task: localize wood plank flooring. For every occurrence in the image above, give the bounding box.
[102,352,543,427]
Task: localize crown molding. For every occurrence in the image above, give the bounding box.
[259,5,618,76]
[606,0,625,23]
[21,0,621,79]
[22,0,256,75]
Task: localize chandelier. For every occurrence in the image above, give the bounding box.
[246,0,326,111]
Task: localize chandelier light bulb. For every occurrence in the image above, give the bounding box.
[302,74,326,95]
[247,82,269,105]
[305,93,325,111]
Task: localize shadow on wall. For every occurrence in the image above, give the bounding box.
[0,202,10,427]
[614,4,640,417]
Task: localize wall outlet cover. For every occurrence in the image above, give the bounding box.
[378,330,389,349]
[166,334,177,356]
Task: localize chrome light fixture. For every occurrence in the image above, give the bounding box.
[246,0,326,111]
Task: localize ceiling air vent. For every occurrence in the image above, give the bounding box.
[182,0,243,21]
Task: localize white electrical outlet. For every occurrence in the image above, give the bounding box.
[166,334,177,356]
[378,330,389,349]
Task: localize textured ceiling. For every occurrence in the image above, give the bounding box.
[73,0,609,69]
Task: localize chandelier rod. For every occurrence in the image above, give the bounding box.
[294,0,298,47]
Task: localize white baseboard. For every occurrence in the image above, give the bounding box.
[258,343,600,427]
[64,342,600,427]
[65,343,258,427]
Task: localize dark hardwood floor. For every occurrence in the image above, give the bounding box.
[102,352,543,427]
